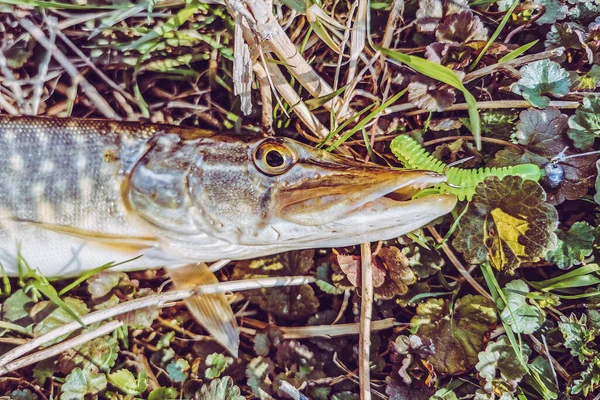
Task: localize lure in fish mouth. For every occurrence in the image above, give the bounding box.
[124,134,458,260]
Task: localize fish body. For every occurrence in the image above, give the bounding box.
[0,115,457,356]
[0,115,457,277]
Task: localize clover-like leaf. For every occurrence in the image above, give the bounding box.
[197,376,245,400]
[166,358,190,383]
[10,389,39,400]
[572,355,600,396]
[453,176,558,273]
[476,336,530,384]
[33,298,90,346]
[107,369,147,396]
[408,76,456,112]
[148,387,178,400]
[436,11,487,43]
[559,313,596,362]
[568,95,600,149]
[411,294,497,375]
[517,60,571,108]
[415,0,468,33]
[490,108,598,205]
[568,1,600,23]
[545,22,586,50]
[3,289,35,323]
[546,222,595,269]
[205,352,234,379]
[233,250,319,318]
[87,271,129,299]
[499,280,545,334]
[246,357,275,399]
[534,0,568,25]
[572,64,600,90]
[60,368,107,400]
[71,335,119,372]
[399,238,445,279]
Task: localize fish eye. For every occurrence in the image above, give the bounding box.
[253,139,297,175]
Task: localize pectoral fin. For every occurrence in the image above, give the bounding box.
[11,219,158,252]
[167,263,240,357]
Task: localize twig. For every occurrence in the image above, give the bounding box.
[0,320,123,375]
[384,99,580,116]
[359,242,373,400]
[19,18,119,119]
[463,47,564,84]
[427,226,492,301]
[243,317,398,338]
[422,135,522,149]
[0,275,314,373]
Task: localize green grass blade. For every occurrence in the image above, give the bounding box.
[29,281,87,327]
[0,263,10,295]
[122,1,203,51]
[378,47,482,149]
[58,256,143,296]
[469,0,520,71]
[499,40,539,63]
[530,264,600,290]
[317,103,376,148]
[326,89,407,151]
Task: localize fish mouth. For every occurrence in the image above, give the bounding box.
[274,161,455,226]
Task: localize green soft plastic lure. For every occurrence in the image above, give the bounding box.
[390,135,542,201]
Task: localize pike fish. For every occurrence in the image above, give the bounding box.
[0,115,457,356]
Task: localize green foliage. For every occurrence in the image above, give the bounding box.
[476,336,530,397]
[547,222,595,269]
[453,176,558,273]
[148,387,178,400]
[499,280,545,334]
[70,335,119,373]
[411,294,497,375]
[571,355,600,395]
[491,108,599,205]
[205,352,234,379]
[559,313,597,362]
[107,369,147,396]
[2,289,34,322]
[197,376,245,400]
[517,60,571,108]
[32,297,89,346]
[166,358,190,383]
[568,95,600,149]
[60,368,107,400]
[232,250,319,318]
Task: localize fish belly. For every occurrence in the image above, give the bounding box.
[0,117,172,277]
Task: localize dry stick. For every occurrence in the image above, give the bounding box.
[228,0,345,116]
[359,242,373,400]
[427,226,493,301]
[385,99,580,116]
[463,47,565,85]
[380,0,405,49]
[243,317,397,339]
[260,61,331,139]
[1,320,124,375]
[55,30,138,105]
[31,16,56,115]
[0,275,314,373]
[19,18,119,119]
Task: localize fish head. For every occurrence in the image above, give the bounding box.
[125,134,457,260]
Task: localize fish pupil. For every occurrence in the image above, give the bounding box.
[265,150,284,167]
